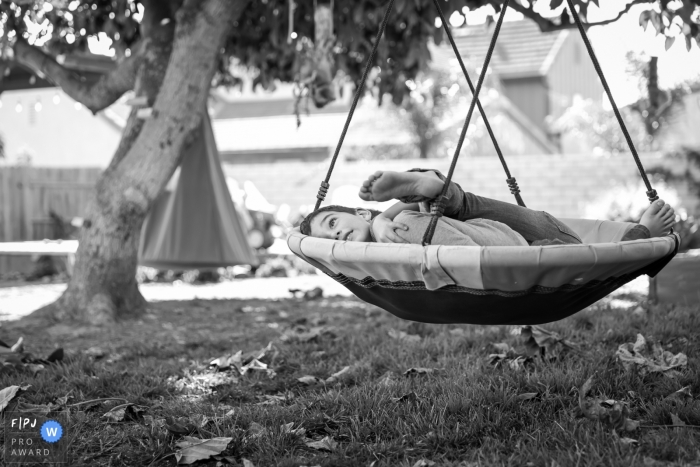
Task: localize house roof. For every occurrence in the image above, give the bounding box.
[431,20,568,79]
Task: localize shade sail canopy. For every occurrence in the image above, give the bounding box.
[138,113,258,269]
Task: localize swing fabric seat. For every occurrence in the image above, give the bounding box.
[287,218,680,325]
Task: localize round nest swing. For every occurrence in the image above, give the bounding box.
[287,0,680,325]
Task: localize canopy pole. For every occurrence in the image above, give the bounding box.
[313,0,396,211]
[565,0,658,203]
[431,0,525,207]
[422,0,510,246]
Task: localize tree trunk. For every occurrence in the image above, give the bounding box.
[38,0,248,324]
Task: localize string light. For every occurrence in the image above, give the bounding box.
[74,102,82,110]
[15,102,22,113]
[34,101,42,112]
[53,94,60,104]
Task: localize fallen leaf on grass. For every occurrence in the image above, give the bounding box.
[616,334,687,377]
[665,386,692,403]
[376,371,399,387]
[670,413,687,427]
[165,417,197,436]
[46,348,64,363]
[256,393,293,406]
[305,436,337,452]
[143,415,166,429]
[102,403,146,422]
[0,385,30,413]
[403,367,437,377]
[212,455,238,465]
[15,401,52,416]
[280,422,306,437]
[85,346,106,359]
[612,430,639,446]
[247,422,268,439]
[516,392,538,401]
[578,374,639,432]
[391,392,419,404]
[210,351,242,372]
[388,329,421,344]
[298,375,324,385]
[488,343,534,371]
[518,325,578,357]
[174,436,232,465]
[281,326,333,343]
[326,366,351,384]
[412,460,436,467]
[26,364,44,375]
[241,459,255,467]
[11,337,24,353]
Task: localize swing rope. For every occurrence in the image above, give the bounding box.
[422,0,510,245]
[314,0,396,211]
[431,0,525,208]
[565,0,658,203]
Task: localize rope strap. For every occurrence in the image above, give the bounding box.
[565,0,658,203]
[422,0,510,246]
[316,180,330,201]
[431,0,525,208]
[430,196,448,217]
[313,0,396,211]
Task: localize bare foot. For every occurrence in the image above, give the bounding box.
[639,199,675,237]
[358,171,444,202]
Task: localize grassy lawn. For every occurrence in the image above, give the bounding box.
[0,288,698,466]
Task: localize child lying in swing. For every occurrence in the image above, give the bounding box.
[299,169,675,245]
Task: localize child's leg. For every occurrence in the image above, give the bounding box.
[405,169,583,245]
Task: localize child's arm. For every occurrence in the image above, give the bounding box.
[378,202,419,220]
[371,202,419,243]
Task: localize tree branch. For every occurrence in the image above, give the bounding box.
[509,0,655,32]
[11,38,146,114]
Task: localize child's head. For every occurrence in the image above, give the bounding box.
[299,205,382,241]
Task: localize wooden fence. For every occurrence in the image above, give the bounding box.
[0,166,101,242]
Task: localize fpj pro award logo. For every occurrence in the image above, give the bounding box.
[5,413,67,464]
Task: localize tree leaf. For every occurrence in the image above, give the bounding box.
[391,392,419,403]
[650,11,664,35]
[517,392,538,401]
[102,404,145,422]
[616,334,687,376]
[665,36,676,51]
[665,386,693,403]
[388,329,421,344]
[403,367,436,376]
[298,375,323,385]
[174,436,232,465]
[0,385,30,413]
[670,413,686,427]
[549,0,564,9]
[578,375,639,432]
[46,348,64,363]
[305,436,337,452]
[326,366,351,384]
[11,337,24,353]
